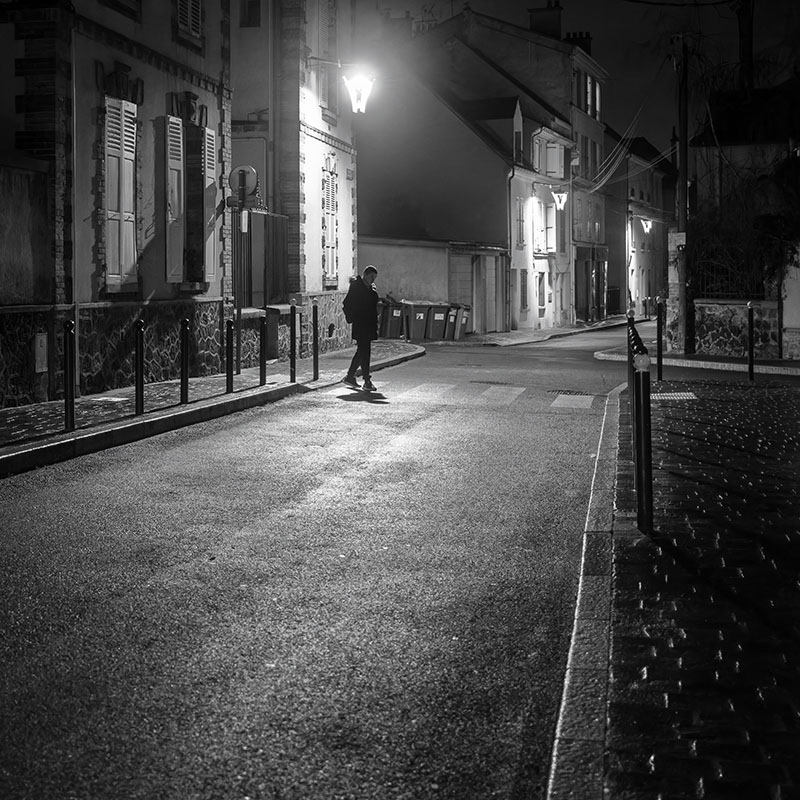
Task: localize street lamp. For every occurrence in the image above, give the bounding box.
[308,57,376,113]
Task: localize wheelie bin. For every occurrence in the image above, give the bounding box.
[454,304,470,340]
[403,301,430,341]
[426,303,450,339]
[383,302,403,338]
[444,305,459,339]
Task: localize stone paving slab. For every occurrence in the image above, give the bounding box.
[607,380,800,800]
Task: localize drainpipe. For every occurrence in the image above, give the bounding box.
[507,165,515,332]
[69,17,79,401]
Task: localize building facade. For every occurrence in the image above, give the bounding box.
[0,0,232,407]
[230,0,362,353]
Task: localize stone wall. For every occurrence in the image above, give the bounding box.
[78,300,224,393]
[694,299,780,359]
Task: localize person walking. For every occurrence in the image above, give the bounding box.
[342,265,379,391]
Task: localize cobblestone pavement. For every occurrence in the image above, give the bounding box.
[609,380,800,800]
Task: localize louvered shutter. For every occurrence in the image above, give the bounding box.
[178,0,202,38]
[166,115,185,283]
[105,97,137,285]
[202,127,217,282]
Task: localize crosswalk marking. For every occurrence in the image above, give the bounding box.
[471,385,527,405]
[325,382,597,410]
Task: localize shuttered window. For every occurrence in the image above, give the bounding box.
[105,96,138,287]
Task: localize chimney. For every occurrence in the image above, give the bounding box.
[528,1,563,39]
[565,30,592,56]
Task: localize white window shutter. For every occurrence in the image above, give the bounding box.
[105,97,123,282]
[105,97,137,285]
[120,101,137,283]
[545,142,561,178]
[166,115,185,283]
[202,127,217,282]
[546,204,556,251]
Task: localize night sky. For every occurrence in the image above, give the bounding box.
[368,0,800,152]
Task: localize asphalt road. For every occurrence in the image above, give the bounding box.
[1,328,630,800]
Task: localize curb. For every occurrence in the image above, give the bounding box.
[594,348,800,376]
[0,346,426,479]
[546,382,625,800]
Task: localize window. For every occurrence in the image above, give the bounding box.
[516,197,525,247]
[319,0,338,116]
[104,96,138,287]
[545,142,563,179]
[537,272,546,316]
[163,116,218,283]
[322,154,338,284]
[594,80,601,120]
[557,208,566,253]
[585,74,594,114]
[177,0,203,40]
[240,0,260,27]
[520,269,528,310]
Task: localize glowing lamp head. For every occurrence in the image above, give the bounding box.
[343,73,375,113]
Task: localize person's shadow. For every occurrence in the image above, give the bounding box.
[335,390,390,405]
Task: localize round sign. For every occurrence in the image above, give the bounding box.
[228,164,259,195]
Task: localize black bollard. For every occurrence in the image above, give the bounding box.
[747,302,755,383]
[180,318,190,404]
[290,301,297,383]
[634,354,654,532]
[312,301,319,381]
[259,315,267,387]
[656,297,663,382]
[63,320,76,432]
[135,319,145,415]
[226,318,234,394]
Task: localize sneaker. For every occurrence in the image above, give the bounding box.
[342,374,359,388]
[362,379,376,391]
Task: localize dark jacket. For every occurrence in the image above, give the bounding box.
[343,276,379,341]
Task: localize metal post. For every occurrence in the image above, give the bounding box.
[63,319,75,432]
[312,298,319,381]
[135,318,145,416]
[259,314,267,386]
[634,353,654,532]
[747,301,755,383]
[180,318,190,404]
[236,169,246,375]
[656,296,663,382]
[226,318,234,394]
[290,300,297,383]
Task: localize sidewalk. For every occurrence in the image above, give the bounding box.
[548,351,800,798]
[0,339,424,479]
